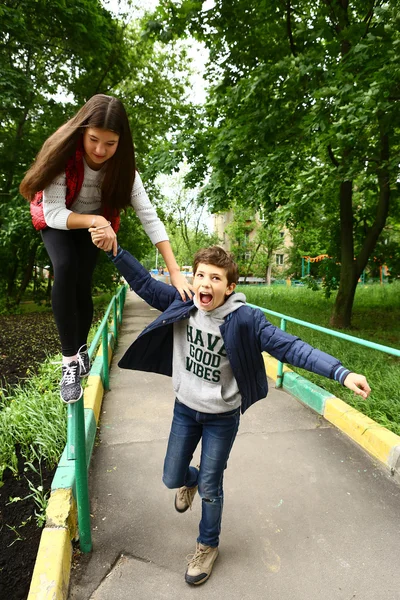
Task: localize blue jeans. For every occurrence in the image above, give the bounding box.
[163,399,240,547]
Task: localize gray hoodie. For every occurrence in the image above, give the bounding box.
[172,292,247,413]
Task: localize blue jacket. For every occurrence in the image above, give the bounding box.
[110,248,350,414]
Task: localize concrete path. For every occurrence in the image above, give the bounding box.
[69,292,400,600]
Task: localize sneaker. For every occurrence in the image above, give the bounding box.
[185,543,219,585]
[77,345,90,378]
[175,465,199,513]
[60,361,83,403]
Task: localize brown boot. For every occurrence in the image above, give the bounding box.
[185,542,219,585]
[174,465,199,513]
[174,483,198,513]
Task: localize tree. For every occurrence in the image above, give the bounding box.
[0,1,194,308]
[153,165,219,267]
[225,205,284,283]
[0,0,132,308]
[149,0,400,327]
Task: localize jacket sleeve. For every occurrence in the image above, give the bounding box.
[254,309,351,385]
[108,247,181,312]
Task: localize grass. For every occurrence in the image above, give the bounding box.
[238,282,400,435]
[0,290,118,481]
[0,359,67,481]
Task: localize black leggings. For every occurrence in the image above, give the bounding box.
[41,227,99,356]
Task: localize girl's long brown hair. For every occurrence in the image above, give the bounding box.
[20,94,136,212]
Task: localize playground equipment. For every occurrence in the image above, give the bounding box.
[302,255,390,285]
[301,254,330,277]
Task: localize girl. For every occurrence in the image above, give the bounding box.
[20,94,192,404]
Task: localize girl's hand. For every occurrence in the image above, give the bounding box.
[343,373,371,399]
[169,270,194,301]
[89,225,117,256]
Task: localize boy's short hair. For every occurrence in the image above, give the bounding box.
[193,246,239,285]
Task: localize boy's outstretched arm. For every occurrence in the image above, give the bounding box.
[343,373,371,399]
[104,245,181,312]
[255,310,372,397]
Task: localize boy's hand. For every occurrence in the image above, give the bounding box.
[343,373,371,399]
[89,226,118,256]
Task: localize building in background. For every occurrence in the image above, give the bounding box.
[213,210,292,280]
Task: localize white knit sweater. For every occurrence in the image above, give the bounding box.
[42,160,168,244]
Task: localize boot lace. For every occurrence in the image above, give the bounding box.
[186,545,211,567]
[178,486,195,509]
[62,363,78,385]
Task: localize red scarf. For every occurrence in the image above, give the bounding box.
[30,137,120,232]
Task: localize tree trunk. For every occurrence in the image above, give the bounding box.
[46,266,53,305]
[330,126,391,328]
[266,264,272,285]
[330,272,359,328]
[330,180,356,328]
[15,242,39,305]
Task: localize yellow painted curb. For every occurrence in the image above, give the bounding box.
[96,341,112,366]
[324,397,400,467]
[262,354,400,473]
[84,374,104,424]
[262,352,292,381]
[46,489,78,540]
[27,528,71,600]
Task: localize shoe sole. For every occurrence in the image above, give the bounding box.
[60,385,83,404]
[79,370,90,379]
[174,499,190,513]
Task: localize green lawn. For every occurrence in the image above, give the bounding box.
[238,282,400,435]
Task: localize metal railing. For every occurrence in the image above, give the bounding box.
[67,285,127,552]
[247,303,400,388]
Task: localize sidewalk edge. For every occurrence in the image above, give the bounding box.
[27,335,113,600]
[263,353,400,476]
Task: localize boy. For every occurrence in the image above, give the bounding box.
[103,244,370,586]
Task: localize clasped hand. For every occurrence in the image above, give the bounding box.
[89,224,118,256]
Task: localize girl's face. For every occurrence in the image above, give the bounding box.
[83,127,120,170]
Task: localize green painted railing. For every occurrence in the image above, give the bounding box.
[247,303,400,388]
[67,285,127,553]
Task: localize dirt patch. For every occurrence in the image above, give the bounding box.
[0,452,55,600]
[0,307,105,599]
[0,312,60,388]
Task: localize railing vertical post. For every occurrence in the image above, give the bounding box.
[113,296,118,341]
[67,404,76,460]
[102,322,110,390]
[276,318,287,388]
[72,398,92,552]
[118,291,123,324]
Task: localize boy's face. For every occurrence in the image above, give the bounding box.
[193,263,236,311]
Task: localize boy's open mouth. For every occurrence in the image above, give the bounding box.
[200,292,213,306]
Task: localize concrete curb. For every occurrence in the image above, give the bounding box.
[27,333,114,600]
[263,352,400,479]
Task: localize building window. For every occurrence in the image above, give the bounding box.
[276,254,284,265]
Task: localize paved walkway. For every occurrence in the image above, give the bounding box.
[69,292,400,600]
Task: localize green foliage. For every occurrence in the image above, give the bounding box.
[0,359,67,480]
[149,166,219,267]
[225,203,284,279]
[0,291,115,479]
[150,0,400,325]
[0,2,195,305]
[240,282,400,434]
